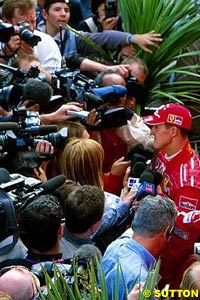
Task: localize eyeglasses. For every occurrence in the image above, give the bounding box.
[0,265,40,300]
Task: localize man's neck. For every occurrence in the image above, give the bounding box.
[164,138,188,157]
[46,23,59,37]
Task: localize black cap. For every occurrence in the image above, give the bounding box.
[44,0,70,11]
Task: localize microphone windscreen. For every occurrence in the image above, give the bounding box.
[40,175,66,193]
[23,79,53,106]
[153,171,163,186]
[125,143,145,161]
[130,162,146,178]
[73,244,102,263]
[0,122,18,131]
[139,171,154,184]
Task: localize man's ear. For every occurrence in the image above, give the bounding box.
[170,126,178,137]
[90,220,101,234]
[42,9,48,20]
[58,224,64,240]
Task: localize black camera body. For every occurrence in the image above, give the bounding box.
[0,20,41,47]
[0,63,44,111]
[126,75,146,104]
[105,0,118,18]
[52,68,97,102]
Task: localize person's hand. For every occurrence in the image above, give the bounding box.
[34,166,47,182]
[128,283,141,300]
[100,15,119,30]
[110,64,130,78]
[35,140,54,156]
[121,44,137,58]
[4,35,21,55]
[40,102,83,124]
[110,156,131,177]
[17,40,33,56]
[123,166,131,188]
[131,30,163,54]
[120,185,136,207]
[85,109,101,127]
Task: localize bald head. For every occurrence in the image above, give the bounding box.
[0,268,37,300]
[102,73,126,87]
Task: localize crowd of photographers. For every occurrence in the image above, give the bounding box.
[0,0,200,299]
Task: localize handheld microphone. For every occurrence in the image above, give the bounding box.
[145,168,163,187]
[73,244,102,274]
[125,143,154,162]
[128,162,146,190]
[133,171,156,204]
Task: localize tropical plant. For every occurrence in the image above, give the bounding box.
[118,0,200,109]
[37,259,161,300]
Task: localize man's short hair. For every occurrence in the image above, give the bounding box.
[20,194,63,252]
[132,195,177,237]
[64,185,105,234]
[2,0,35,20]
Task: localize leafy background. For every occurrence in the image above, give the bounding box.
[119,0,200,111]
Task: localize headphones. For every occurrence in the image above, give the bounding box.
[0,190,19,255]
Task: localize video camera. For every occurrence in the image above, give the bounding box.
[51,68,97,102]
[30,244,102,297]
[0,20,41,47]
[0,170,66,255]
[0,171,66,213]
[68,84,133,130]
[0,63,47,111]
[0,118,68,156]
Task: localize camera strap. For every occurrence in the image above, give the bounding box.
[60,29,70,57]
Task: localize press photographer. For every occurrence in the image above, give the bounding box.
[0,0,61,74]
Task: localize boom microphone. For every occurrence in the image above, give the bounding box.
[22,124,58,135]
[0,122,19,131]
[16,175,66,211]
[39,174,66,194]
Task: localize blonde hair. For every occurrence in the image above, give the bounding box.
[61,138,104,187]
[180,260,200,300]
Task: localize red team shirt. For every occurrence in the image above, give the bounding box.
[155,141,200,211]
[154,141,200,288]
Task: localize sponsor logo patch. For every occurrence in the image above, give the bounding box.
[179,196,198,211]
[167,114,183,126]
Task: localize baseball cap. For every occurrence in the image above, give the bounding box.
[143,103,192,130]
[44,0,70,10]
